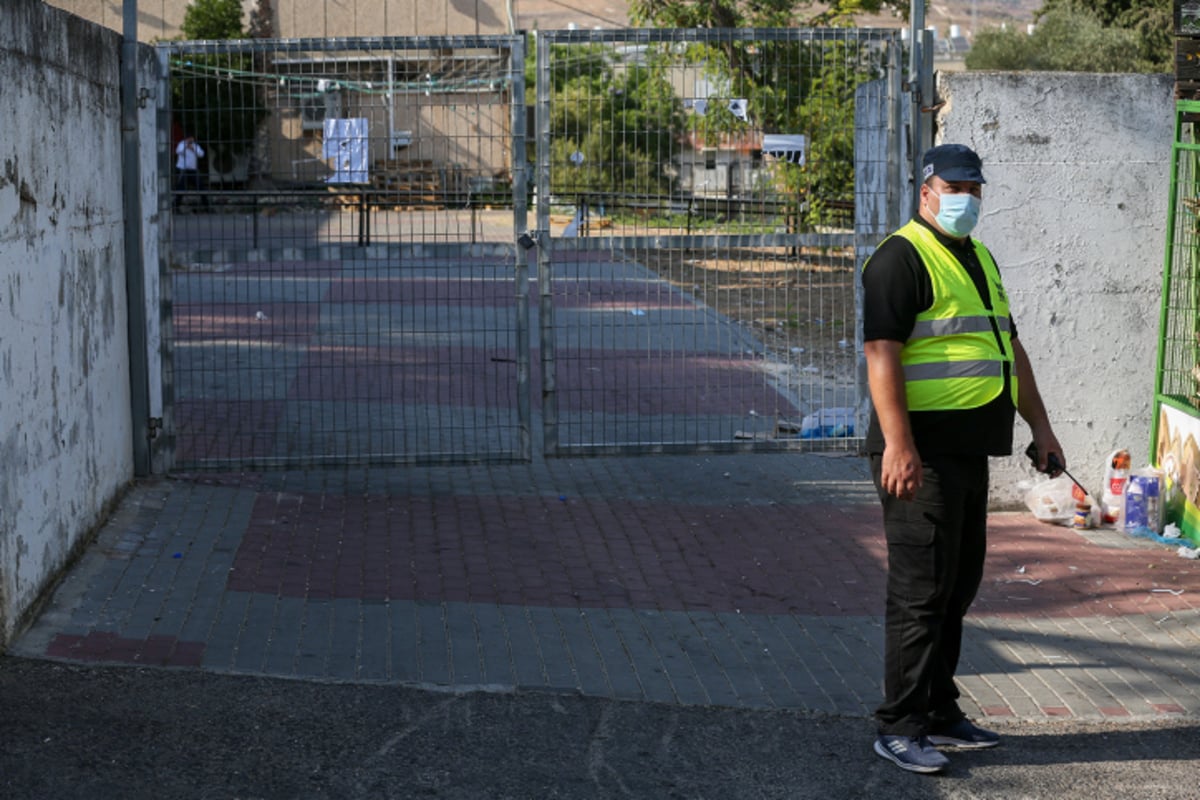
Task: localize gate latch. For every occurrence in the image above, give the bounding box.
[517,231,538,251]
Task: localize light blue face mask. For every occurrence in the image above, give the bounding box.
[933,191,981,238]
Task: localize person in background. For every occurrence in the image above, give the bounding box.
[174,134,205,211]
[861,143,1065,774]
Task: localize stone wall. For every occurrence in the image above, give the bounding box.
[935,71,1174,507]
[0,0,157,647]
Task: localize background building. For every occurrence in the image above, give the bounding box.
[43,0,631,40]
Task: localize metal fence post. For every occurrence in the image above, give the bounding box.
[122,0,151,476]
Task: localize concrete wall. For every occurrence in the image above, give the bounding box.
[0,0,156,648]
[934,71,1175,508]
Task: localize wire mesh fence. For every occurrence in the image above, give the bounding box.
[159,36,531,469]
[535,28,903,455]
[157,29,905,468]
[1159,108,1200,410]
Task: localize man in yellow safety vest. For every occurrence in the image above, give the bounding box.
[862,143,1065,774]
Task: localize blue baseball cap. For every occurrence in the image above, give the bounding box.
[921,144,986,184]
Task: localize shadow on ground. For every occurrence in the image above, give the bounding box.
[1,656,1196,800]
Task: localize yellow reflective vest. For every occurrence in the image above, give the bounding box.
[880,220,1018,412]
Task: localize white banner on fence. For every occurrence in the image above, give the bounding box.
[323,117,369,183]
[762,134,807,165]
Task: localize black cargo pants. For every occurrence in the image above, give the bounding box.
[870,453,989,737]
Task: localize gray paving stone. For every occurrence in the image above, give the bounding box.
[202,593,250,670]
[232,594,279,673]
[177,591,224,642]
[358,602,391,681]
[770,616,844,713]
[525,606,578,692]
[387,602,421,683]
[327,601,363,680]
[606,609,676,704]
[201,628,240,672]
[262,598,306,676]
[688,612,770,708]
[722,616,801,709]
[736,614,803,704]
[582,609,645,702]
[497,604,545,689]
[470,603,516,687]
[294,600,334,677]
[634,612,710,706]
[416,602,451,685]
[555,609,611,697]
[445,604,485,685]
[121,603,167,640]
[148,593,192,638]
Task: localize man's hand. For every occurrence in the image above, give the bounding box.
[1012,337,1065,478]
[881,440,922,501]
[1027,433,1066,478]
[864,339,922,501]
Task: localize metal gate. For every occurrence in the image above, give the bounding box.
[158,35,531,469]
[156,29,910,469]
[534,27,906,456]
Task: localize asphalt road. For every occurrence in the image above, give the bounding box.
[2,655,1197,800]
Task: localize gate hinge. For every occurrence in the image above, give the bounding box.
[148,417,163,439]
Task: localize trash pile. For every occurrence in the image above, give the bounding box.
[1022,448,1200,559]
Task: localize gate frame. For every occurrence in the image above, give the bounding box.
[534,27,911,458]
[155,34,533,471]
[150,30,925,470]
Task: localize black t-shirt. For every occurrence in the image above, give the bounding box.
[861,216,1017,456]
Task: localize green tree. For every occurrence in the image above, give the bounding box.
[181,0,245,37]
[669,37,882,229]
[966,6,1154,72]
[541,43,687,204]
[619,4,893,229]
[173,0,267,161]
[968,0,1170,72]
[629,0,911,27]
[1037,0,1161,27]
[1110,0,1172,71]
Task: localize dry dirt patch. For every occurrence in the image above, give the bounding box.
[632,244,859,369]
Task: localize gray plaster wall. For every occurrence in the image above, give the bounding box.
[0,0,158,648]
[934,71,1175,508]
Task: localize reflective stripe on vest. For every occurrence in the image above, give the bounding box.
[909,315,1012,340]
[886,221,1017,411]
[903,359,1004,381]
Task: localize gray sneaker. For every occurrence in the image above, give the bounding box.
[873,735,950,774]
[927,719,1001,750]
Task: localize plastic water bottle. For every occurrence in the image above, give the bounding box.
[1101,449,1130,526]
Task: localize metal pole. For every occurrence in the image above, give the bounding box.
[536,31,558,455]
[887,34,903,233]
[122,0,152,475]
[908,0,926,213]
[509,34,532,461]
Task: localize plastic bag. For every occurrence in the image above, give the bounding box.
[1023,476,1077,524]
[798,407,855,439]
[1023,476,1099,527]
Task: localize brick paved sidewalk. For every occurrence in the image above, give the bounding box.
[12,453,1200,722]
